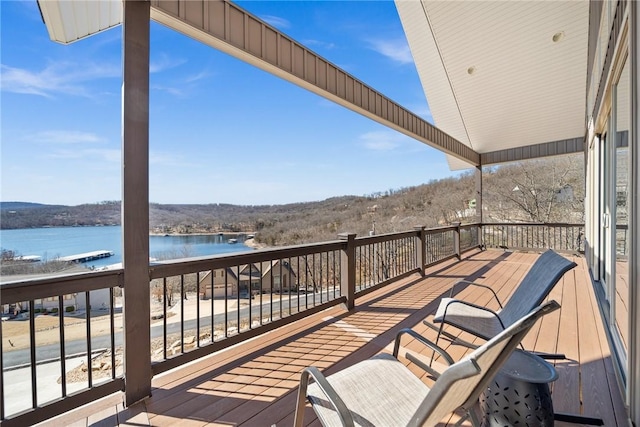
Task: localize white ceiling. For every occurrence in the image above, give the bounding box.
[38,0,121,44]
[395,0,590,169]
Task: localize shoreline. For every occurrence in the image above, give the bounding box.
[149,231,269,250]
[149,231,255,237]
[243,238,268,250]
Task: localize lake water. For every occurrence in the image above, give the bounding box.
[0,226,252,269]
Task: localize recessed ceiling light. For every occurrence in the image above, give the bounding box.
[467,66,476,75]
[552,32,565,43]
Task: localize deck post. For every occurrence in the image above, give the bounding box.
[122,0,151,406]
[338,233,357,310]
[476,165,484,248]
[414,226,426,275]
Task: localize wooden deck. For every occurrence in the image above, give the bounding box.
[42,250,628,427]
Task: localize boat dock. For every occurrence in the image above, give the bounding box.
[59,250,114,263]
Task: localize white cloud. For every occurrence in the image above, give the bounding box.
[0,61,120,98]
[359,130,406,151]
[25,130,106,144]
[151,84,185,97]
[22,130,118,163]
[185,69,212,83]
[367,39,413,65]
[151,68,211,96]
[303,39,336,51]
[150,151,198,168]
[48,148,120,163]
[149,53,186,73]
[260,15,291,30]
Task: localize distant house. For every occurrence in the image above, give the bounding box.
[248,261,296,293]
[199,260,297,299]
[1,288,111,315]
[199,267,241,299]
[76,289,112,311]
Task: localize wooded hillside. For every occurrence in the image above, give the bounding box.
[1,155,584,246]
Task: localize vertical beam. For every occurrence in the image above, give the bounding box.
[629,0,639,423]
[476,165,484,249]
[475,165,483,223]
[338,233,356,310]
[122,0,151,406]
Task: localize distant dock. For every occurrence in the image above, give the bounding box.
[59,250,114,263]
[15,255,42,262]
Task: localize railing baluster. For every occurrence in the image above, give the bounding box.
[180,275,184,354]
[58,296,67,397]
[85,292,92,388]
[296,256,301,310]
[236,265,240,332]
[163,278,167,360]
[196,272,201,346]
[280,259,293,316]
[262,262,270,321]
[259,262,264,323]
[110,287,115,379]
[224,268,229,338]
[29,300,37,408]
[249,266,254,327]
[214,268,216,342]
[304,255,309,309]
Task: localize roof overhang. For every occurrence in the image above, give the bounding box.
[37,0,122,44]
[37,0,482,166]
[395,0,590,169]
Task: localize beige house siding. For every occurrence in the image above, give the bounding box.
[199,268,239,299]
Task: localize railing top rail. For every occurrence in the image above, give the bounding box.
[354,230,418,245]
[424,224,459,235]
[481,222,584,227]
[0,269,124,304]
[149,239,345,278]
[459,222,481,229]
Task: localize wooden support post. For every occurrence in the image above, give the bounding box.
[414,226,426,276]
[122,0,151,407]
[338,233,356,310]
[475,165,485,249]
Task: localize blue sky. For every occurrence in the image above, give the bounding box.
[1,0,456,206]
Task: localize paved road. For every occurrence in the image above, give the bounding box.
[3,291,338,367]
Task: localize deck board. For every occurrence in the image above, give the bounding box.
[40,250,628,427]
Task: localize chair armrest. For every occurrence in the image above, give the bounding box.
[393,328,455,365]
[449,280,504,309]
[432,299,507,331]
[295,367,354,427]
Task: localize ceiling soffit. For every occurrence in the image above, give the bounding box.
[396,0,589,168]
[37,0,121,44]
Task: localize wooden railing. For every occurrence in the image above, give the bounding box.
[482,222,584,253]
[0,270,125,427]
[147,241,346,375]
[4,221,584,426]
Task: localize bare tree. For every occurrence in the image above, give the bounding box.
[483,155,584,223]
